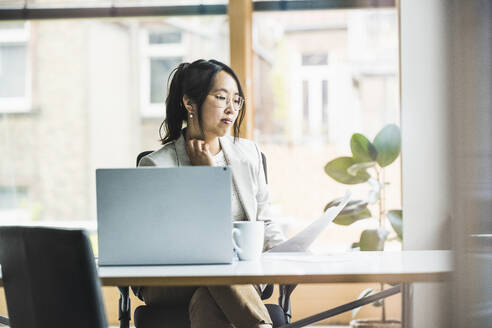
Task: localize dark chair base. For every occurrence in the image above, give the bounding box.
[265,304,287,327]
[134,305,190,328]
[134,303,286,328]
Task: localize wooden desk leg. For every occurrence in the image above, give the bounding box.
[402,283,413,328]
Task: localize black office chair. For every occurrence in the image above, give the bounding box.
[115,151,296,328]
[0,227,107,328]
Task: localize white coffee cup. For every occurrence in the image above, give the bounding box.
[232,221,264,261]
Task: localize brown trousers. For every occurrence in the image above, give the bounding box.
[142,285,272,328]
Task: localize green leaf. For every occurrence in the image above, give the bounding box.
[352,288,374,318]
[351,133,378,163]
[373,124,401,167]
[359,229,389,251]
[347,161,377,176]
[324,157,371,185]
[387,209,403,242]
[333,208,372,226]
[324,199,372,225]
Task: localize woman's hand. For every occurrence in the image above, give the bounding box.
[186,139,214,166]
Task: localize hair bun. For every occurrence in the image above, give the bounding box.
[180,62,190,74]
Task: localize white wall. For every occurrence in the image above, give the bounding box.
[400,0,451,326]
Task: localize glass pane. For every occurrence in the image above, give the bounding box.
[302,53,328,66]
[0,186,27,209]
[149,31,182,44]
[302,80,309,121]
[0,15,229,230]
[0,44,26,97]
[321,79,328,124]
[253,8,400,251]
[150,57,182,103]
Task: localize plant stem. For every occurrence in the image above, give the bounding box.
[377,169,387,322]
[382,169,386,229]
[381,282,386,322]
[379,169,386,323]
[376,168,383,229]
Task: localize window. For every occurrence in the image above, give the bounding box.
[0,22,31,113]
[0,186,27,209]
[253,9,400,253]
[302,80,309,121]
[321,79,328,125]
[0,186,29,221]
[0,15,229,229]
[149,30,182,44]
[298,53,330,141]
[302,53,328,66]
[141,28,184,117]
[150,57,182,104]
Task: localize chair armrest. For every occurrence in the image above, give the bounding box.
[278,284,297,324]
[117,286,131,328]
[260,284,274,300]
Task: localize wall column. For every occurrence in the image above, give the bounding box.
[400,0,452,326]
[228,0,253,139]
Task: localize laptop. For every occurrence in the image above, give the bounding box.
[96,166,232,266]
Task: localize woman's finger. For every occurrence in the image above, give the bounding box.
[186,139,195,155]
[194,139,203,153]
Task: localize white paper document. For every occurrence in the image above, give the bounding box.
[266,190,351,253]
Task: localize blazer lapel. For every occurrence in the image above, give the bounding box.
[220,137,256,221]
[174,134,192,166]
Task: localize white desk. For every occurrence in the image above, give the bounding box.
[98,250,452,286]
[1,250,452,328]
[98,250,452,328]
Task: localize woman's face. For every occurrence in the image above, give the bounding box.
[199,70,241,140]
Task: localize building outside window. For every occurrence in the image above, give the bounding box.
[0,15,229,228]
[252,8,400,324]
[252,9,400,253]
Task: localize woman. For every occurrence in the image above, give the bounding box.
[138,59,285,328]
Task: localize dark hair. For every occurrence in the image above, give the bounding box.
[159,59,245,145]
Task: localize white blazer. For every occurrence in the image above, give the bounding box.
[138,132,285,251]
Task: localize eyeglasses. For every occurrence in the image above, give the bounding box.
[209,93,244,112]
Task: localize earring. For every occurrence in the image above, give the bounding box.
[189,113,193,119]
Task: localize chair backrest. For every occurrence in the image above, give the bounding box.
[137,150,153,167]
[260,152,268,184]
[0,227,107,328]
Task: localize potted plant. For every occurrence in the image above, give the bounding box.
[324,124,403,327]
